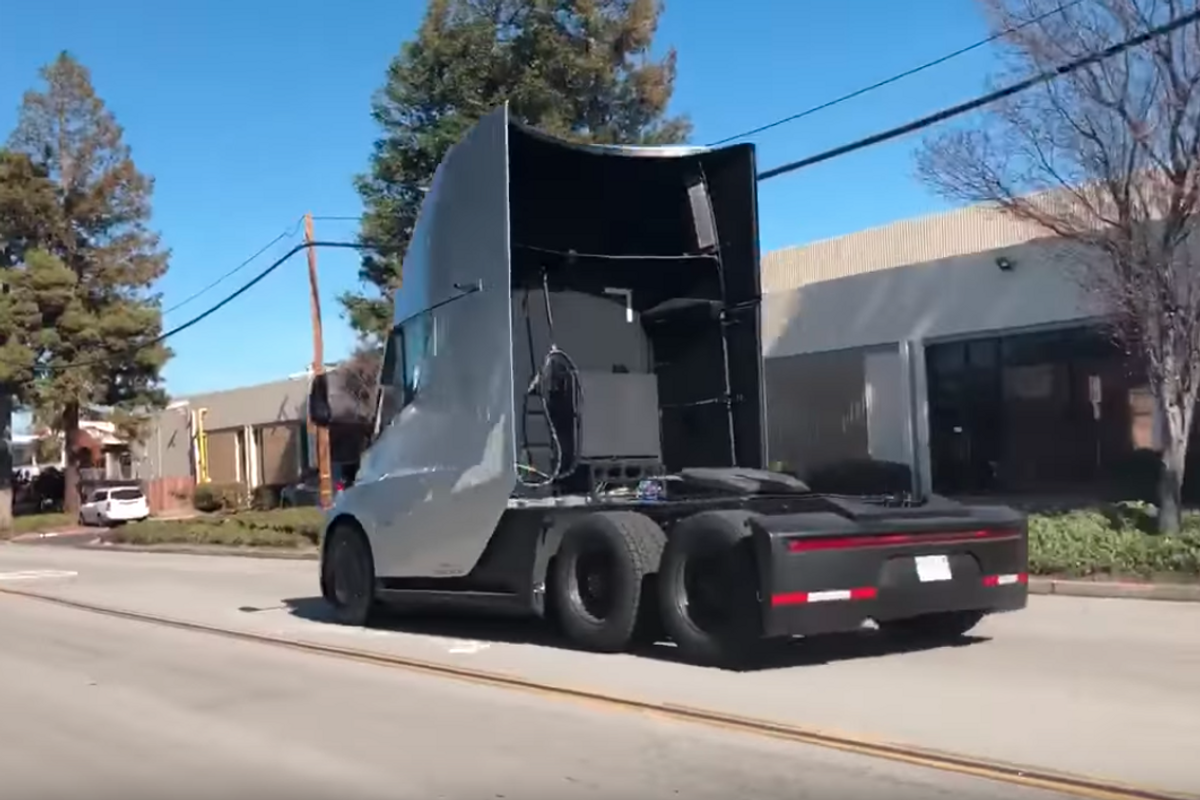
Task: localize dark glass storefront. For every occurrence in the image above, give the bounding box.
[926,326,1140,495]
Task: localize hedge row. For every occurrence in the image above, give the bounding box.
[1028,506,1200,579]
[109,507,325,548]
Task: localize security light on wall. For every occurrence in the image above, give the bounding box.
[995,256,1015,272]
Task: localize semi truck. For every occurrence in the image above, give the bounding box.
[305,105,1028,668]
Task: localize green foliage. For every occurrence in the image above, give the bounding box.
[192,482,249,513]
[112,507,325,548]
[345,0,691,340]
[0,512,74,538]
[1,52,172,512]
[1029,508,1200,579]
[251,484,283,511]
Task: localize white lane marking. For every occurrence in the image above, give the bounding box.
[313,626,491,653]
[0,569,79,581]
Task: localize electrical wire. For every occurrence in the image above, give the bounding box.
[162,216,304,316]
[40,240,365,373]
[707,0,1085,147]
[757,7,1200,181]
[33,8,1197,380]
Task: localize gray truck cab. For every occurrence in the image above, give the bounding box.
[307,105,1028,668]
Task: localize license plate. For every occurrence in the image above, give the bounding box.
[915,555,953,583]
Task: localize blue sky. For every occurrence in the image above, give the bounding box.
[0,0,1000,410]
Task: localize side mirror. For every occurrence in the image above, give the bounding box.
[309,373,333,427]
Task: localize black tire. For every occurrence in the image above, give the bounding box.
[658,510,764,668]
[879,610,985,642]
[321,523,379,626]
[549,511,665,653]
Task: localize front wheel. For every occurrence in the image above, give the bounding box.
[321,524,379,626]
[879,611,985,643]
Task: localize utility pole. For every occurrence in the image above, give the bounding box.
[305,213,334,509]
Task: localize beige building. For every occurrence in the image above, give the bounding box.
[760,203,1155,497]
[137,375,312,488]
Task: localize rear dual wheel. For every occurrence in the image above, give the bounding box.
[657,511,764,668]
[550,509,765,668]
[549,512,666,653]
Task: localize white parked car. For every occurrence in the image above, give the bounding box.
[80,486,150,526]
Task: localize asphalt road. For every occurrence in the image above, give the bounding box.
[0,592,1077,800]
[2,544,1198,796]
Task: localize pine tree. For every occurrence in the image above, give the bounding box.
[6,52,171,515]
[0,150,60,530]
[343,0,692,340]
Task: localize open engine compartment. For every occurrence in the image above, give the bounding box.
[505,124,766,497]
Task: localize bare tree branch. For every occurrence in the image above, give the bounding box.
[917,0,1200,531]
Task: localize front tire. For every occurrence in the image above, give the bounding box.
[658,511,764,668]
[321,523,379,626]
[549,511,665,653]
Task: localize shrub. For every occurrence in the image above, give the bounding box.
[192,481,250,513]
[113,505,326,548]
[1028,507,1200,579]
[225,506,324,543]
[192,484,221,513]
[251,484,283,511]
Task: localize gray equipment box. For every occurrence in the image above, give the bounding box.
[576,371,663,461]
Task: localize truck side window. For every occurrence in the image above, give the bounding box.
[401,313,432,404]
[376,311,434,432]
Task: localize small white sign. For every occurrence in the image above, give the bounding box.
[915,555,952,583]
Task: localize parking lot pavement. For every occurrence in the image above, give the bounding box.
[2,543,1198,796]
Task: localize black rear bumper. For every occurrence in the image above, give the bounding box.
[748,496,1029,639]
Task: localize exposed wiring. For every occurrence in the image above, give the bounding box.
[707,0,1085,147]
[513,243,717,262]
[516,271,583,488]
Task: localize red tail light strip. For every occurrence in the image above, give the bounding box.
[772,586,878,607]
[786,528,1018,553]
[982,572,1028,587]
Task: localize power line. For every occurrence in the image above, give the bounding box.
[43,240,365,373]
[35,9,1200,376]
[707,0,1085,148]
[162,216,304,316]
[757,7,1200,182]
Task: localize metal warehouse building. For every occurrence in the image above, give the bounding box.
[759,203,1157,498]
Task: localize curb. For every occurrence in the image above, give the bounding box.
[80,542,320,561]
[1028,577,1200,602]
[6,528,96,543]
